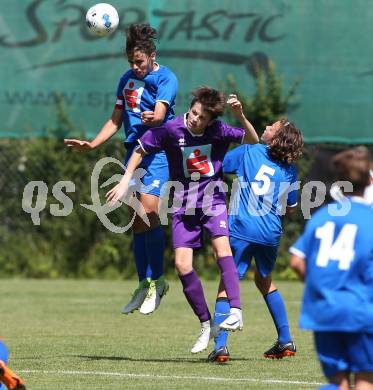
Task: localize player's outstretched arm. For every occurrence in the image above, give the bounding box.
[106,147,146,204]
[64,107,122,151]
[227,94,258,144]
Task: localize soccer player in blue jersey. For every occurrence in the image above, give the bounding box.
[208,119,303,362]
[290,147,373,390]
[64,24,178,315]
[0,340,25,389]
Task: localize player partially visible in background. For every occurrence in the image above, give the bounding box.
[290,147,373,390]
[64,23,178,315]
[0,340,25,390]
[106,87,259,353]
[208,120,303,362]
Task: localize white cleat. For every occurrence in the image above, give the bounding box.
[191,320,220,354]
[121,279,150,314]
[139,277,169,315]
[219,308,243,331]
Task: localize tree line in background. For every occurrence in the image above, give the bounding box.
[0,62,313,279]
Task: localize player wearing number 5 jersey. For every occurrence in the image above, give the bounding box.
[290,147,373,390]
[208,120,303,362]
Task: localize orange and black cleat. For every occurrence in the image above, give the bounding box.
[206,346,230,363]
[0,360,26,390]
[263,340,296,359]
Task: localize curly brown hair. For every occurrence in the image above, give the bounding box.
[190,86,225,119]
[332,146,371,193]
[125,23,157,56]
[268,119,304,164]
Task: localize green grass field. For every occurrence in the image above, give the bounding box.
[0,280,325,389]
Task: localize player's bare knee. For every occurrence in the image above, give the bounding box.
[175,260,190,275]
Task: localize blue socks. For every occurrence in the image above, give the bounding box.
[133,232,150,281]
[264,290,292,344]
[0,340,9,363]
[145,226,165,281]
[133,226,165,281]
[213,298,230,350]
[317,385,339,390]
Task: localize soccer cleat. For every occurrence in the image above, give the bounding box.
[139,276,169,315]
[263,340,296,359]
[121,278,150,314]
[191,320,220,354]
[206,346,230,363]
[0,360,26,390]
[219,308,243,331]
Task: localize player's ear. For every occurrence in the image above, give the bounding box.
[150,52,156,61]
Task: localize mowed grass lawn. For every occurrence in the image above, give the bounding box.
[0,280,325,389]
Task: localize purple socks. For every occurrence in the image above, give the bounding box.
[217,256,241,309]
[179,270,211,322]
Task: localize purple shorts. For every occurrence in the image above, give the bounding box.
[172,207,229,249]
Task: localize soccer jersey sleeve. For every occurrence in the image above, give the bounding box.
[115,77,125,109]
[287,166,299,207]
[156,70,178,106]
[138,125,168,154]
[223,145,246,174]
[289,219,315,259]
[220,123,245,144]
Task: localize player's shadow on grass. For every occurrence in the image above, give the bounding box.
[75,355,259,363]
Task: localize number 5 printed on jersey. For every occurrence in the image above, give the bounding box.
[252,164,276,195]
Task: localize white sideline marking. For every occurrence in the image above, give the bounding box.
[20,369,323,386]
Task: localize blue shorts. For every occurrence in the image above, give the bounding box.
[229,236,278,279]
[314,331,373,378]
[124,143,169,197]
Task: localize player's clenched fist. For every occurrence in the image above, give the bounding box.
[226,94,243,117]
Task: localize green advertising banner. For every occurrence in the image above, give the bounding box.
[1,0,373,143]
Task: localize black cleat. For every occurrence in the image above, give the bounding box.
[206,346,230,363]
[264,340,296,359]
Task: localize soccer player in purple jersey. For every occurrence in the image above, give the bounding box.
[106,87,259,353]
[64,24,178,316]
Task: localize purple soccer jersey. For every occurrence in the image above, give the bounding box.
[138,114,244,210]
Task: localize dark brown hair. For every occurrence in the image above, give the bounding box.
[332,146,371,193]
[125,23,157,56]
[268,119,304,164]
[190,86,225,119]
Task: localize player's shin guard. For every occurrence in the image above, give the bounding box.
[145,226,165,280]
[217,256,241,308]
[179,270,211,322]
[213,298,230,349]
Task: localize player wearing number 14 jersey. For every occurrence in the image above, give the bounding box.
[290,147,373,390]
[208,120,304,362]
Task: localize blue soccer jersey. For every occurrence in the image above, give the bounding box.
[223,143,298,246]
[290,198,373,332]
[116,64,178,143]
